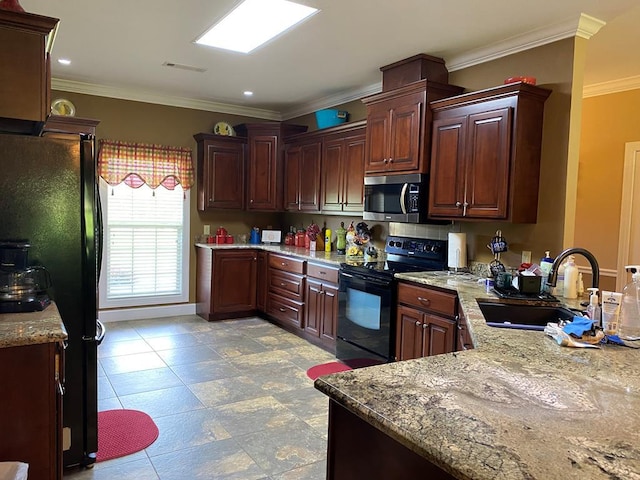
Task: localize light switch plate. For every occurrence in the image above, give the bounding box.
[522,250,532,264]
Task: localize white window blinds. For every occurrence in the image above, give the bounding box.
[99,180,189,308]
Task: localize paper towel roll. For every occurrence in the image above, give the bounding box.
[448,232,467,269]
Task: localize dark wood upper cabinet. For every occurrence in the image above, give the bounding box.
[284,139,322,212]
[321,124,366,213]
[0,9,59,135]
[361,80,464,175]
[428,82,551,223]
[194,133,245,211]
[235,123,307,212]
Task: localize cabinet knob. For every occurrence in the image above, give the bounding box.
[250,199,254,203]
[455,201,462,208]
[383,158,388,164]
[388,157,393,163]
[417,296,430,306]
[281,262,288,267]
[422,323,428,329]
[415,321,421,326]
[279,307,287,312]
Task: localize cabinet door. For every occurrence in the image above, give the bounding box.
[464,108,512,219]
[212,250,257,314]
[305,278,323,336]
[298,141,322,212]
[284,141,321,212]
[429,115,467,218]
[320,282,339,344]
[364,105,390,173]
[423,314,456,356]
[395,305,424,361]
[247,134,279,211]
[321,138,344,212]
[341,134,366,212]
[203,141,245,210]
[387,95,423,172]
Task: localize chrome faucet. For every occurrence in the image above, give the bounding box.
[546,247,600,291]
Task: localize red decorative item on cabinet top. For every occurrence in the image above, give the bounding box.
[0,0,25,12]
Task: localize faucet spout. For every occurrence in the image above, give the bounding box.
[547,247,600,291]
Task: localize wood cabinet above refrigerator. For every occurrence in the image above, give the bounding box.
[0,9,59,135]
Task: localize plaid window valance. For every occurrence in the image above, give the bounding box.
[97,139,195,190]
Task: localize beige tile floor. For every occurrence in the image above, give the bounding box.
[63,315,336,480]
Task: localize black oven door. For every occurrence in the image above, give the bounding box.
[337,269,395,367]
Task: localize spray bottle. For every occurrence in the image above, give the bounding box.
[585,287,601,327]
[619,265,640,340]
[540,251,554,293]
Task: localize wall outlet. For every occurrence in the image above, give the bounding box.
[203,225,211,235]
[522,250,532,264]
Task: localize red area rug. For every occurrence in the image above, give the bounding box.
[306,361,352,380]
[97,409,159,462]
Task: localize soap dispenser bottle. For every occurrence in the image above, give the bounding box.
[586,287,601,327]
[540,251,554,293]
[563,255,578,299]
[619,265,640,340]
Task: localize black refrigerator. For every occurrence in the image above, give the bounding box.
[0,132,103,468]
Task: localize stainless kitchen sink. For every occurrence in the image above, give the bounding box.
[477,301,577,330]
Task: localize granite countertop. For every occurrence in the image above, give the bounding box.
[0,302,67,348]
[315,271,640,480]
[195,242,386,267]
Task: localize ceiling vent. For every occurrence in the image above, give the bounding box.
[162,62,207,73]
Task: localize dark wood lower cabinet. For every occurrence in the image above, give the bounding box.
[196,247,257,321]
[305,262,339,351]
[0,341,63,480]
[327,400,456,480]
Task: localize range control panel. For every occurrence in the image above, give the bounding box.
[385,236,448,262]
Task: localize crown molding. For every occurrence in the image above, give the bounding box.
[51,78,283,121]
[447,13,605,72]
[281,82,383,120]
[53,13,610,118]
[583,75,640,98]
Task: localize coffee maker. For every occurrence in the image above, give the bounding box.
[0,240,51,313]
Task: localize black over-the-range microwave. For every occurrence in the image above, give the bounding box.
[363,173,430,223]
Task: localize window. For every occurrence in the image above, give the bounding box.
[99,179,189,308]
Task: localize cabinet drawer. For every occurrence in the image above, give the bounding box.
[267,293,304,328]
[269,253,306,274]
[397,282,457,318]
[307,262,339,284]
[269,269,305,301]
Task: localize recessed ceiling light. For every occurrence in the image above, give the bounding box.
[244,91,254,96]
[58,58,71,65]
[195,0,318,54]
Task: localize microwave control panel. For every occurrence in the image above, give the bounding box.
[406,184,420,212]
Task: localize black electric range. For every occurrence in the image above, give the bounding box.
[336,236,448,368]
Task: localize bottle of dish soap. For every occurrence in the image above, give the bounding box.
[586,287,601,327]
[619,265,640,340]
[540,251,554,293]
[563,255,578,299]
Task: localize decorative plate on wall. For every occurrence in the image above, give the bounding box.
[213,122,235,136]
[51,98,76,116]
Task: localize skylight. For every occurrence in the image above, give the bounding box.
[195,0,318,54]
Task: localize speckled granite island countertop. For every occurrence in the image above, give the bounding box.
[0,302,67,348]
[315,271,640,480]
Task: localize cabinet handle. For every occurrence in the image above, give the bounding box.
[417,297,431,305]
[389,157,393,163]
[383,158,388,164]
[455,201,462,208]
[319,271,326,275]
[279,307,287,312]
[250,199,254,203]
[281,262,288,267]
[415,321,421,326]
[422,323,428,329]
[280,282,286,287]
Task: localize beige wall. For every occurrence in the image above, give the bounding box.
[575,88,640,291]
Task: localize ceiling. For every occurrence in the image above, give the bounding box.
[21,0,640,120]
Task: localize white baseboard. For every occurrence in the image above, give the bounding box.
[98,303,197,322]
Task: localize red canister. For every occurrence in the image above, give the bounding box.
[294,230,305,247]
